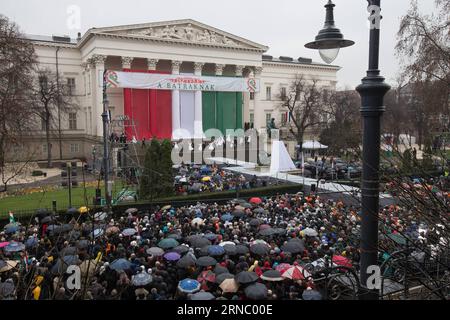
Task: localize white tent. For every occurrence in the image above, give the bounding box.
[302,140,328,150]
[270,140,297,174]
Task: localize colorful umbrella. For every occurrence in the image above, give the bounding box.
[158,238,179,249]
[178,279,201,293]
[4,241,25,253]
[146,247,165,256]
[197,270,216,283]
[275,263,292,273]
[249,197,262,204]
[220,278,239,293]
[0,260,17,273]
[0,242,10,249]
[164,252,181,261]
[281,265,311,281]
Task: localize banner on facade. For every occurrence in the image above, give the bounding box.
[105,70,260,93]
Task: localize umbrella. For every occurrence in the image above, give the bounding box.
[173,245,189,255]
[216,272,235,284]
[235,271,258,284]
[221,214,233,222]
[0,260,6,270]
[260,270,284,282]
[158,238,179,249]
[147,247,165,256]
[161,205,171,211]
[303,228,318,237]
[178,279,201,293]
[232,210,245,218]
[92,228,104,238]
[196,256,217,267]
[220,278,239,293]
[125,208,138,214]
[167,233,182,241]
[387,233,408,245]
[207,245,225,257]
[110,258,132,271]
[52,224,73,235]
[35,208,50,219]
[245,283,268,300]
[214,264,229,275]
[132,272,153,286]
[235,205,245,211]
[4,241,25,253]
[253,208,266,214]
[4,224,18,234]
[0,260,17,273]
[249,219,261,227]
[79,206,89,214]
[223,244,237,256]
[189,236,211,249]
[197,270,216,283]
[332,255,353,268]
[282,265,311,280]
[191,218,205,227]
[190,291,215,300]
[51,255,80,275]
[0,279,15,297]
[302,289,323,300]
[40,216,54,224]
[67,208,78,215]
[259,228,277,237]
[249,197,262,204]
[241,203,252,209]
[164,252,181,261]
[60,246,77,257]
[281,239,305,254]
[94,212,108,221]
[176,254,196,268]
[259,224,271,231]
[275,263,292,273]
[106,226,120,235]
[25,237,38,248]
[67,231,81,241]
[201,176,211,182]
[235,245,249,255]
[0,242,9,249]
[76,240,90,250]
[204,233,217,241]
[250,243,270,256]
[219,241,235,247]
[122,228,137,237]
[273,228,286,236]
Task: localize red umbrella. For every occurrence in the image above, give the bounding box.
[275,263,292,273]
[281,265,311,281]
[197,270,216,283]
[332,255,353,268]
[249,197,262,204]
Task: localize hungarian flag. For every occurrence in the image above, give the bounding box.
[9,211,15,224]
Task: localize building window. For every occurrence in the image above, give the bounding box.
[68,113,77,130]
[281,112,288,126]
[42,144,48,154]
[281,87,287,101]
[70,143,80,153]
[250,92,255,100]
[41,118,46,131]
[67,78,75,95]
[249,113,254,126]
[266,86,272,100]
[265,113,272,126]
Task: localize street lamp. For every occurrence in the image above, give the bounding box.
[306,0,391,300]
[305,0,354,64]
[92,145,97,173]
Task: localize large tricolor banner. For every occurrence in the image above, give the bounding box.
[105,70,260,93]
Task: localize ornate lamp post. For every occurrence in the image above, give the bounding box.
[306,0,391,300]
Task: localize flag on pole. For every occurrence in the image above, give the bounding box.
[301,152,305,175]
[9,211,15,224]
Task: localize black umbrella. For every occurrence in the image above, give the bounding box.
[253,208,266,214]
[60,246,77,257]
[76,240,90,250]
[273,228,286,236]
[176,255,196,269]
[215,272,235,284]
[249,219,261,227]
[52,224,74,235]
[241,203,252,209]
[232,210,245,218]
[173,245,190,255]
[260,270,283,282]
[196,256,217,267]
[214,264,229,275]
[235,245,249,255]
[245,283,268,300]
[51,255,80,275]
[67,208,79,215]
[189,236,211,249]
[223,244,237,256]
[36,209,50,219]
[250,243,270,256]
[235,271,259,284]
[167,233,183,241]
[40,216,54,224]
[281,239,305,254]
[259,228,277,237]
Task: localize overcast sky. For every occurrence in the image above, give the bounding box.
[1,0,437,88]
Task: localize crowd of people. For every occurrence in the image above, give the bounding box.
[2,190,446,301]
[174,164,269,195]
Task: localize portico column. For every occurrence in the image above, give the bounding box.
[121,56,134,70]
[171,60,182,139]
[215,64,225,76]
[147,58,159,71]
[89,54,107,137]
[194,62,204,139]
[253,66,263,129]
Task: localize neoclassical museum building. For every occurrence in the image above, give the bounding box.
[26,19,339,160]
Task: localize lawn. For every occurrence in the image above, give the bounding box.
[0,181,133,218]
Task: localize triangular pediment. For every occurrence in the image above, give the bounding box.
[88,19,268,51]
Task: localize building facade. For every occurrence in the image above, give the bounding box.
[25,19,339,161]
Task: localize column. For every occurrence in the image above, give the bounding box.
[215,64,225,76]
[253,66,263,130]
[121,56,134,70]
[147,58,159,71]
[171,60,182,139]
[88,54,107,137]
[194,62,204,139]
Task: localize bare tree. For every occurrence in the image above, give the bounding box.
[31,69,77,168]
[396,0,450,85]
[277,76,325,157]
[320,89,361,156]
[0,15,36,191]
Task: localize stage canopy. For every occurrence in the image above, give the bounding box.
[302,140,328,150]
